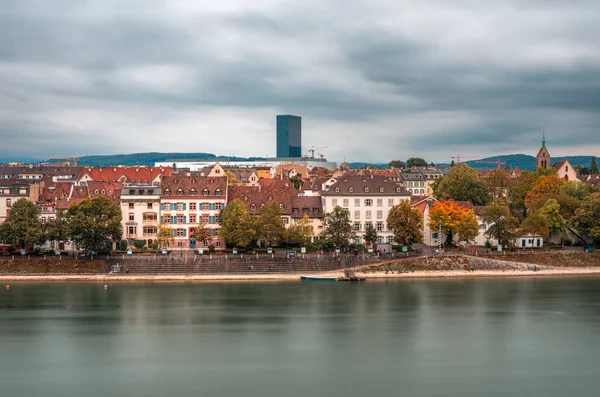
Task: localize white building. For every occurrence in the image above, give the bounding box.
[120,185,162,248]
[321,175,411,245]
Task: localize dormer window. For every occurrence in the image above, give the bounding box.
[364,187,369,193]
[244,195,248,201]
[177,188,183,196]
[164,189,171,196]
[209,179,214,184]
[191,179,196,184]
[215,189,222,196]
[190,188,196,195]
[279,204,284,210]
[349,187,353,193]
[380,187,384,192]
[95,189,99,194]
[203,189,209,196]
[396,187,401,192]
[251,204,257,211]
[268,195,273,201]
[335,187,340,192]
[101,190,105,194]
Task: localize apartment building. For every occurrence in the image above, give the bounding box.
[0,182,38,224]
[120,185,161,248]
[321,175,411,245]
[160,175,228,250]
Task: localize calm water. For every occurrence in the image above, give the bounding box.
[1,278,600,397]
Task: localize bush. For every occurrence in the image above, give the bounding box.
[117,240,128,251]
[208,245,216,253]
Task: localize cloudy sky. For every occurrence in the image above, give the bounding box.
[1,0,599,163]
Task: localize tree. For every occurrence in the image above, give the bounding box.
[388,160,405,169]
[571,193,600,244]
[43,210,70,249]
[526,193,580,221]
[289,173,304,189]
[66,195,122,254]
[485,169,511,200]
[406,157,428,168]
[386,201,424,247]
[541,198,566,236]
[224,171,238,185]
[524,175,566,209]
[591,156,599,174]
[482,203,519,246]
[510,168,557,217]
[322,206,355,248]
[219,198,256,248]
[0,199,43,249]
[433,164,491,206]
[520,210,550,239]
[156,224,174,250]
[450,160,455,167]
[192,221,212,247]
[256,202,285,247]
[284,215,314,246]
[428,201,478,245]
[560,181,594,202]
[363,222,378,248]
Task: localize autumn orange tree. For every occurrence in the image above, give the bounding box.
[524,175,566,209]
[428,201,479,245]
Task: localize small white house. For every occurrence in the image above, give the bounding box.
[517,235,544,248]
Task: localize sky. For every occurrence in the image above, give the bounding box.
[1,0,599,163]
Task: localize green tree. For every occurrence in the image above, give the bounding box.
[256,202,285,247]
[284,214,314,246]
[192,221,212,246]
[43,210,70,249]
[66,196,122,254]
[386,201,423,247]
[388,160,405,169]
[510,168,557,217]
[541,198,566,236]
[289,173,304,189]
[433,163,491,206]
[0,199,43,249]
[560,181,594,202]
[406,157,428,168]
[485,169,511,200]
[591,156,599,174]
[520,210,550,239]
[455,210,480,244]
[219,198,256,248]
[527,193,580,221]
[482,202,519,246]
[322,206,355,248]
[450,160,455,167]
[571,193,600,244]
[363,222,378,248]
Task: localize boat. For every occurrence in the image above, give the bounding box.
[300,275,338,281]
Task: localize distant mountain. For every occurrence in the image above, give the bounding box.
[44,152,268,167]
[462,154,596,171]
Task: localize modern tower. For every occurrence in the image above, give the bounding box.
[276,115,302,158]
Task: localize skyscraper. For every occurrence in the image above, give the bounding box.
[276,115,302,158]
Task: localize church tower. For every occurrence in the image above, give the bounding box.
[536,133,550,169]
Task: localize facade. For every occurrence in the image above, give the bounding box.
[276,114,302,158]
[517,235,544,248]
[160,175,228,250]
[0,182,37,224]
[120,185,161,248]
[553,159,579,182]
[400,170,427,195]
[321,175,412,245]
[290,196,324,241]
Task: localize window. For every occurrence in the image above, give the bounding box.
[343,199,349,207]
[6,199,11,207]
[433,232,439,239]
[203,189,209,196]
[143,213,157,221]
[148,190,154,195]
[365,199,372,206]
[377,236,383,244]
[176,203,185,211]
[216,241,222,248]
[279,204,284,210]
[377,199,382,207]
[251,204,257,211]
[164,189,170,196]
[190,188,196,196]
[189,202,196,211]
[376,222,383,231]
[129,213,135,221]
[396,188,401,192]
[387,236,394,244]
[354,210,360,219]
[177,189,183,196]
[349,187,354,193]
[479,224,487,230]
[354,199,360,207]
[215,189,221,196]
[365,210,372,219]
[203,241,209,247]
[128,226,136,236]
[176,228,185,237]
[335,187,340,192]
[143,226,157,235]
[176,215,185,224]
[281,217,289,224]
[215,203,223,210]
[354,222,361,231]
[388,199,394,207]
[128,202,134,209]
[354,237,361,244]
[202,203,209,210]
[202,215,210,223]
[364,187,369,193]
[129,189,135,195]
[376,210,383,220]
[190,215,197,223]
[332,199,338,207]
[147,202,153,209]
[41,217,46,223]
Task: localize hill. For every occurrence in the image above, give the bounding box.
[463,154,596,171]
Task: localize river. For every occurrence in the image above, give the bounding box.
[1,278,600,396]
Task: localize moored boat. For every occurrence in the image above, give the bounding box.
[300,275,338,281]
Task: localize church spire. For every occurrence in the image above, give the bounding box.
[542,132,546,148]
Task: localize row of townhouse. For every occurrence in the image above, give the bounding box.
[399,167,444,196]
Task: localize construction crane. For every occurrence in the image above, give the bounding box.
[450,154,480,164]
[475,159,507,169]
[64,157,80,166]
[308,146,328,159]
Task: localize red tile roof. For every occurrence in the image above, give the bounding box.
[81,166,171,183]
[161,175,227,199]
